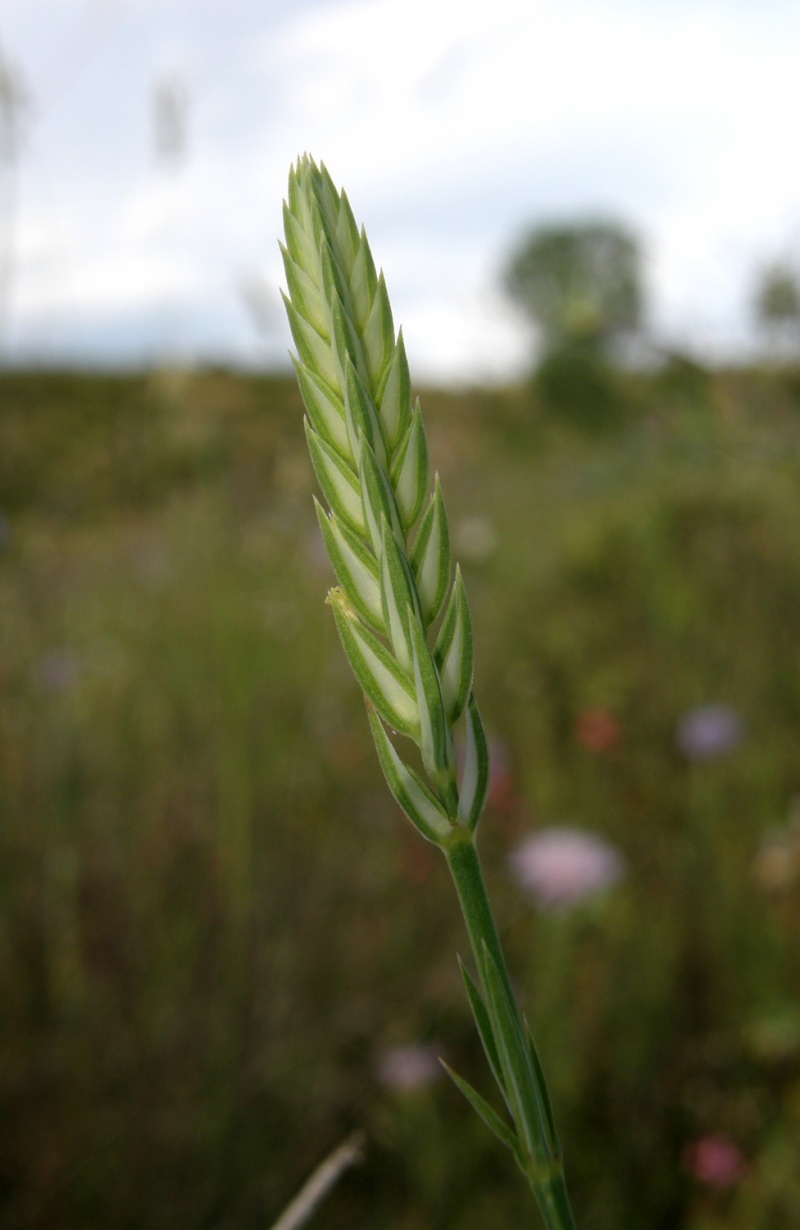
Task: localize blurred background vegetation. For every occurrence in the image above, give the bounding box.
[3,5,800,1224]
[2,344,800,1229]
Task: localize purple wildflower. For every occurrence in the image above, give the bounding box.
[676,704,745,761]
[37,649,80,692]
[509,827,625,912]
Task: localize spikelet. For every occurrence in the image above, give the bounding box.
[281,156,489,844]
[280,161,576,1228]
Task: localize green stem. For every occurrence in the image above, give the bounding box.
[535,1173,578,1230]
[444,831,577,1230]
[446,834,514,1003]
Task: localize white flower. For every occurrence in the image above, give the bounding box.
[509,827,625,911]
[376,1044,442,1092]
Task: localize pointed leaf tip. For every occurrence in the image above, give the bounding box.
[441,1062,525,1168]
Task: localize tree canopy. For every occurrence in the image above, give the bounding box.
[503,220,643,353]
[753,261,800,359]
[754,262,800,328]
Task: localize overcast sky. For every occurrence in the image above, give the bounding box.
[2,0,800,382]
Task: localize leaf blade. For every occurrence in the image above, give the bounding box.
[441,1061,525,1168]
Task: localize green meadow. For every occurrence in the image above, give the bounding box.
[1,365,800,1229]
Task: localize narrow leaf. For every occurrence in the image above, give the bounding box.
[367,706,450,843]
[480,943,553,1166]
[459,957,509,1111]
[329,594,419,737]
[525,1019,562,1159]
[441,1062,525,1167]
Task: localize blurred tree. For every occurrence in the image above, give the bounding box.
[0,43,30,358]
[754,261,800,358]
[503,219,643,355]
[503,219,644,430]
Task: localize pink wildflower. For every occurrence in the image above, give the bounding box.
[683,1135,747,1188]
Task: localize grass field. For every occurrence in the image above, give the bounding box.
[1,364,800,1229]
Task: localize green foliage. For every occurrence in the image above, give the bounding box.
[533,345,629,432]
[754,263,800,329]
[1,368,800,1229]
[753,262,800,360]
[503,220,642,353]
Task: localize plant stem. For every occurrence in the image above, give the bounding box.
[444,832,577,1230]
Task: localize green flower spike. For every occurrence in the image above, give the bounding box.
[281,155,577,1230]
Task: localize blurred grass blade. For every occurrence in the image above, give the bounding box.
[269,1131,366,1230]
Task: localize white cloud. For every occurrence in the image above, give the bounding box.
[3,0,800,376]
